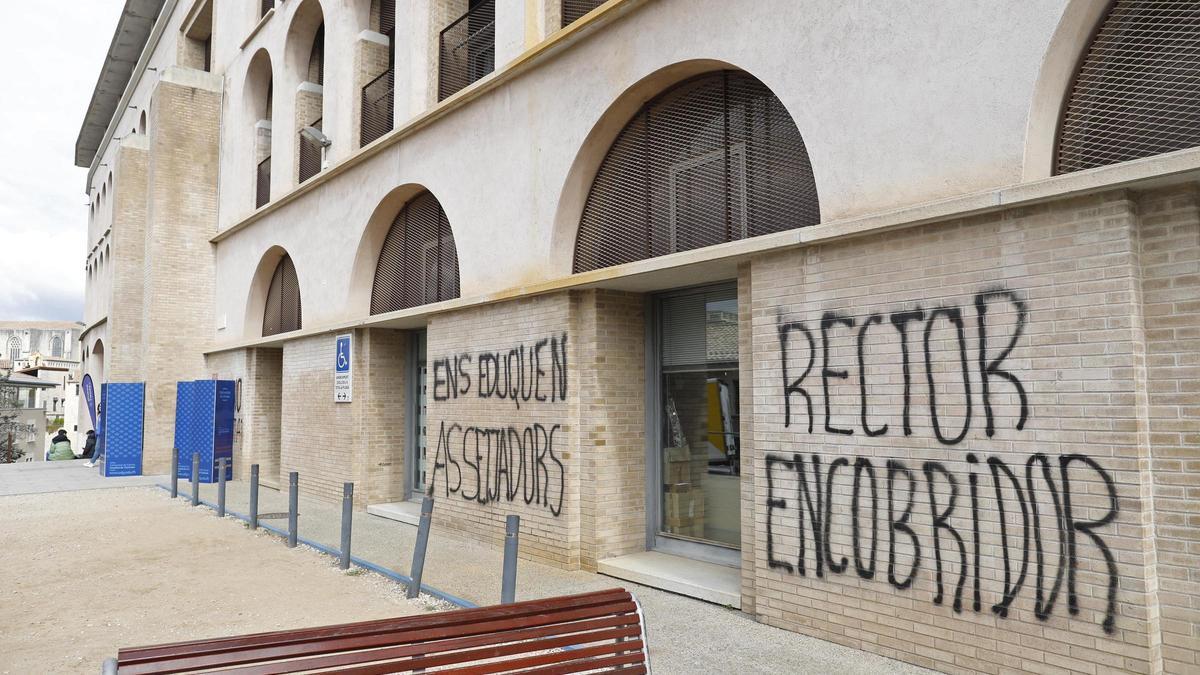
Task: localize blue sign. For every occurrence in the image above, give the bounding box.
[173,379,235,483]
[100,383,144,477]
[334,333,352,402]
[82,374,97,430]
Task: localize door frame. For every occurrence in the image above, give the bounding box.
[403,329,427,501]
[644,282,741,567]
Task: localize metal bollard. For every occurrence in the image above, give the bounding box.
[217,458,227,517]
[340,482,354,570]
[501,515,520,604]
[407,496,434,599]
[101,656,118,675]
[249,464,259,530]
[287,471,299,548]
[190,452,200,506]
[170,448,179,498]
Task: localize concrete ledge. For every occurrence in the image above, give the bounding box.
[366,500,421,526]
[598,551,740,608]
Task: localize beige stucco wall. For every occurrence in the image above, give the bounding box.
[210,0,1073,343]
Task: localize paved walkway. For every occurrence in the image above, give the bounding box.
[0,459,163,496]
[172,477,932,674]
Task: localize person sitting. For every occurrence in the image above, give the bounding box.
[80,430,96,460]
[47,430,74,461]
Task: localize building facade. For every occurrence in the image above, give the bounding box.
[76,1,1199,673]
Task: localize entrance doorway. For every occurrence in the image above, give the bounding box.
[649,283,741,565]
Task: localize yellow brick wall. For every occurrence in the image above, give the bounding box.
[141,77,220,474]
[748,190,1161,674]
[425,292,578,568]
[1138,187,1200,675]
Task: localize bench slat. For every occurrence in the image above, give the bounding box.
[122,600,639,674]
[219,615,641,675]
[437,640,646,675]
[112,590,650,675]
[316,627,641,675]
[120,589,631,663]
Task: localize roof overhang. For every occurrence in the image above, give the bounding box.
[74,0,166,168]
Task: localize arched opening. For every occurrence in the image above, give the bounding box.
[138,110,147,135]
[1055,0,1200,174]
[370,190,461,313]
[288,0,327,184]
[7,337,20,364]
[244,48,275,209]
[262,254,302,337]
[50,336,63,358]
[91,339,105,384]
[572,69,819,273]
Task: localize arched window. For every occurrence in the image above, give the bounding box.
[370,191,460,313]
[1056,1,1200,174]
[262,254,302,336]
[574,70,819,273]
[8,337,20,364]
[138,111,147,135]
[50,336,63,358]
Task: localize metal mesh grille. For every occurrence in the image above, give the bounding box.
[298,118,323,184]
[377,0,395,35]
[1057,0,1200,174]
[361,69,394,147]
[370,191,461,314]
[309,25,325,85]
[562,0,605,27]
[262,254,302,337]
[261,0,272,18]
[256,156,271,208]
[439,0,495,101]
[574,70,820,273]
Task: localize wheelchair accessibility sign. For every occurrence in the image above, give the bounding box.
[334,333,352,403]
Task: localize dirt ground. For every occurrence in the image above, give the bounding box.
[0,487,440,674]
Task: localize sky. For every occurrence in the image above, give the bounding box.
[0,3,125,322]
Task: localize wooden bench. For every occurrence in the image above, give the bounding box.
[104,588,651,674]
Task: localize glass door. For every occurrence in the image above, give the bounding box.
[652,284,741,559]
[408,330,428,497]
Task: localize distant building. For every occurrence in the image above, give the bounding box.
[0,321,83,371]
[0,371,55,461]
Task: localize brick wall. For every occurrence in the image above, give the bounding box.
[1138,187,1200,675]
[279,329,407,505]
[141,74,220,474]
[107,142,148,383]
[576,289,647,569]
[425,292,578,568]
[748,191,1163,674]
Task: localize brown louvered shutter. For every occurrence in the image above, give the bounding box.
[263,254,302,336]
[574,70,819,274]
[310,25,325,85]
[1057,0,1200,174]
[298,118,323,183]
[562,0,605,27]
[370,191,461,314]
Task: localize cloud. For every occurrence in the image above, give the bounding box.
[0,2,124,321]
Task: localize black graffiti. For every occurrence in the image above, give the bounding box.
[764,452,1119,634]
[432,333,568,408]
[779,289,1027,445]
[428,421,565,516]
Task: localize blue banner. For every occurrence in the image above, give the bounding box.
[82,374,97,430]
[173,379,235,483]
[100,382,144,477]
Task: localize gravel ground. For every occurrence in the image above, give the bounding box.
[175,479,934,674]
[0,487,444,674]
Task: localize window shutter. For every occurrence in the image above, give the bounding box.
[371,192,461,314]
[263,254,302,336]
[574,70,819,274]
[1057,0,1200,174]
